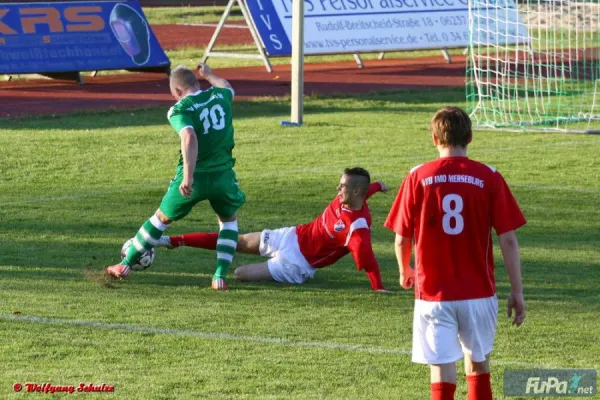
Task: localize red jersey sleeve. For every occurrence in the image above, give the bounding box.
[365,182,382,200]
[384,173,414,238]
[491,172,527,234]
[347,229,384,290]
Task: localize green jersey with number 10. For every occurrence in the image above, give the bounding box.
[167,86,236,173]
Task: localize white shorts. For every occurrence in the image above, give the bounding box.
[259,227,316,284]
[412,296,498,365]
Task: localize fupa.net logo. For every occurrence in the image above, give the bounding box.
[526,372,592,395]
[504,369,596,397]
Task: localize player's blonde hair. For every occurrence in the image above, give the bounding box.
[429,106,473,148]
[169,65,200,90]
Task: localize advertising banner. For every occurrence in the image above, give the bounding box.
[0,0,170,74]
[245,0,528,56]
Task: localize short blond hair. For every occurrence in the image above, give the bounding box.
[169,65,200,90]
[429,106,472,148]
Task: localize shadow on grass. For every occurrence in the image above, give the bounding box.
[2,240,599,306]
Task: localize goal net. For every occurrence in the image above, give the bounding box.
[466,0,600,133]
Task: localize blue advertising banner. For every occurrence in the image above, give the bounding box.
[0,0,170,74]
[244,0,529,56]
[245,0,290,56]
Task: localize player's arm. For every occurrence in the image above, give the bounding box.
[394,234,414,289]
[197,62,233,91]
[347,229,385,291]
[492,172,527,326]
[498,230,525,326]
[179,127,198,198]
[365,181,389,199]
[384,173,415,289]
[168,107,198,198]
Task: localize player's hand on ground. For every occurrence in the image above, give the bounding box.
[179,177,194,198]
[196,63,212,77]
[377,181,389,192]
[507,291,526,326]
[399,267,414,289]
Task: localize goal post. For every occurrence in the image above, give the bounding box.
[466,0,600,133]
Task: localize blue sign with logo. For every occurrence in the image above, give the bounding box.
[245,0,290,56]
[0,0,170,74]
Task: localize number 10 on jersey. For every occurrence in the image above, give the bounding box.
[199,104,226,134]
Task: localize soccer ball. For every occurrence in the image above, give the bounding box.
[120,238,155,271]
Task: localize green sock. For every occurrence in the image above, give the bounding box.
[213,221,238,280]
[123,215,169,267]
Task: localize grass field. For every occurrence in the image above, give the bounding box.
[143,6,244,25]
[1,89,599,399]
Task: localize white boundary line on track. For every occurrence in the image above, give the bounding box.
[0,314,561,369]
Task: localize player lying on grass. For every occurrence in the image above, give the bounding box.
[156,167,389,291]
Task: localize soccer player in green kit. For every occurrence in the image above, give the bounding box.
[105,63,245,291]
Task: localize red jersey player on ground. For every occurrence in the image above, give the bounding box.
[384,107,526,400]
[156,167,388,291]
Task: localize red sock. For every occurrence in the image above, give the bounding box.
[171,232,218,249]
[431,382,456,400]
[466,373,492,400]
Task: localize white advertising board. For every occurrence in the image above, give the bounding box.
[245,0,529,55]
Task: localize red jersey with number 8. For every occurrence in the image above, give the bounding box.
[384,157,526,301]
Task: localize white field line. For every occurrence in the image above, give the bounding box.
[3,140,600,207]
[1,314,410,356]
[0,314,562,369]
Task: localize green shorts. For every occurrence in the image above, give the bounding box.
[159,169,245,221]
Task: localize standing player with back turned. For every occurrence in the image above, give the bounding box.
[385,106,527,400]
[105,63,245,291]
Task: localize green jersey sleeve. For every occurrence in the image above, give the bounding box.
[168,105,195,135]
[212,86,235,103]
